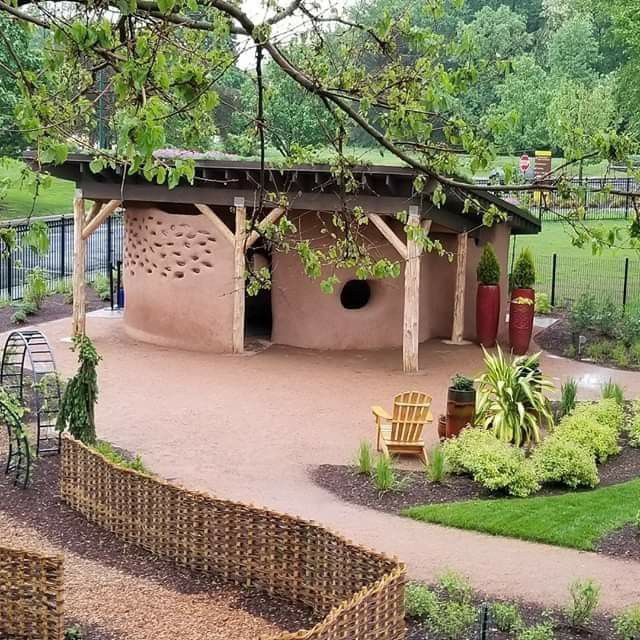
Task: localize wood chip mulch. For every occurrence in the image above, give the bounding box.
[0,455,315,640]
[0,289,105,334]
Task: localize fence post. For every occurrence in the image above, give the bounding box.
[626,177,632,219]
[623,257,630,309]
[7,248,13,301]
[551,253,557,307]
[107,215,113,271]
[59,216,66,279]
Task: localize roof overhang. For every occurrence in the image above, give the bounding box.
[25,152,541,235]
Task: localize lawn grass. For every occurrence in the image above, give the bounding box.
[404,478,640,551]
[0,158,74,220]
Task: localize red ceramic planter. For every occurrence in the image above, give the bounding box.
[476,284,501,347]
[509,287,535,355]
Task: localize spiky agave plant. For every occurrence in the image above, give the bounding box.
[475,346,554,447]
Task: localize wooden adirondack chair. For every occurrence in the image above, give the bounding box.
[372,391,433,463]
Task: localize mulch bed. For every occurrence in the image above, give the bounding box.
[535,315,640,371]
[596,524,640,561]
[0,454,315,640]
[405,600,616,640]
[0,289,105,334]
[313,440,640,515]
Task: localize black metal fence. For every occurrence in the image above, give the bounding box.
[0,215,124,300]
[513,253,640,309]
[475,176,638,221]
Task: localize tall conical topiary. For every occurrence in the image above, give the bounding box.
[57,335,101,444]
[476,244,500,285]
[511,248,536,290]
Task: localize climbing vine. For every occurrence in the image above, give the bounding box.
[56,335,101,445]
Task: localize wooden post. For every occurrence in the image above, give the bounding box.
[72,190,87,336]
[450,232,469,344]
[403,206,422,373]
[232,197,246,354]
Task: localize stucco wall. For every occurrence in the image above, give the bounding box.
[271,215,512,350]
[122,205,234,352]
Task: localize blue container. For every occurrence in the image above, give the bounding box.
[117,287,125,309]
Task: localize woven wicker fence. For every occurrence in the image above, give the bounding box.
[0,545,64,640]
[59,435,406,639]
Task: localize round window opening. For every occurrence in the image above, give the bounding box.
[340,280,372,310]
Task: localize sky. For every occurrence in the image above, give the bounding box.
[236,0,350,68]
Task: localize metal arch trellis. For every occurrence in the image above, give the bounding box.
[0,330,63,458]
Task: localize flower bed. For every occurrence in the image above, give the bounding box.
[59,434,406,640]
[0,545,64,640]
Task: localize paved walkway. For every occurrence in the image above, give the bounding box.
[30,315,640,612]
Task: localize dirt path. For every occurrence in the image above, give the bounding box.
[10,314,640,613]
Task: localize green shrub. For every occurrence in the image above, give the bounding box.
[477,243,500,285]
[429,600,477,640]
[91,273,112,301]
[475,348,553,448]
[511,248,535,290]
[372,454,398,493]
[436,570,473,605]
[490,602,523,633]
[11,307,28,325]
[450,373,474,392]
[443,428,540,497]
[405,582,438,619]
[517,622,555,640]
[563,344,577,359]
[566,579,600,628]
[64,625,83,640]
[535,292,552,315]
[630,340,640,366]
[532,437,599,489]
[628,402,640,447]
[426,444,447,483]
[93,440,149,474]
[554,400,622,463]
[602,380,625,405]
[24,267,48,309]
[405,576,477,640]
[559,378,578,417]
[584,339,616,363]
[612,343,632,368]
[354,441,375,475]
[569,294,621,337]
[614,605,640,640]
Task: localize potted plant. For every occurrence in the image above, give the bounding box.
[475,243,501,347]
[446,374,476,439]
[509,248,536,355]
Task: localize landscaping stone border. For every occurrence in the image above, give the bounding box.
[0,544,64,640]
[59,435,406,640]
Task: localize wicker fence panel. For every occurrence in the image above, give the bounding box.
[59,435,406,640]
[0,545,64,640]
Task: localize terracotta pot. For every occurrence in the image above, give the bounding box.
[446,388,476,439]
[476,284,500,347]
[437,415,447,441]
[509,287,535,355]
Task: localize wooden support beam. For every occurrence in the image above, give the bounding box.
[246,207,285,249]
[72,191,87,337]
[232,197,246,354]
[81,200,121,240]
[368,213,408,261]
[450,232,469,344]
[403,207,422,374]
[195,203,235,246]
[84,200,104,225]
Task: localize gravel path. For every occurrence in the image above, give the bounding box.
[7,314,640,613]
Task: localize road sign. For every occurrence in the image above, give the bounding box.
[519,154,530,173]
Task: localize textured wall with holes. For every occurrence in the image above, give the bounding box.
[122,205,234,352]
